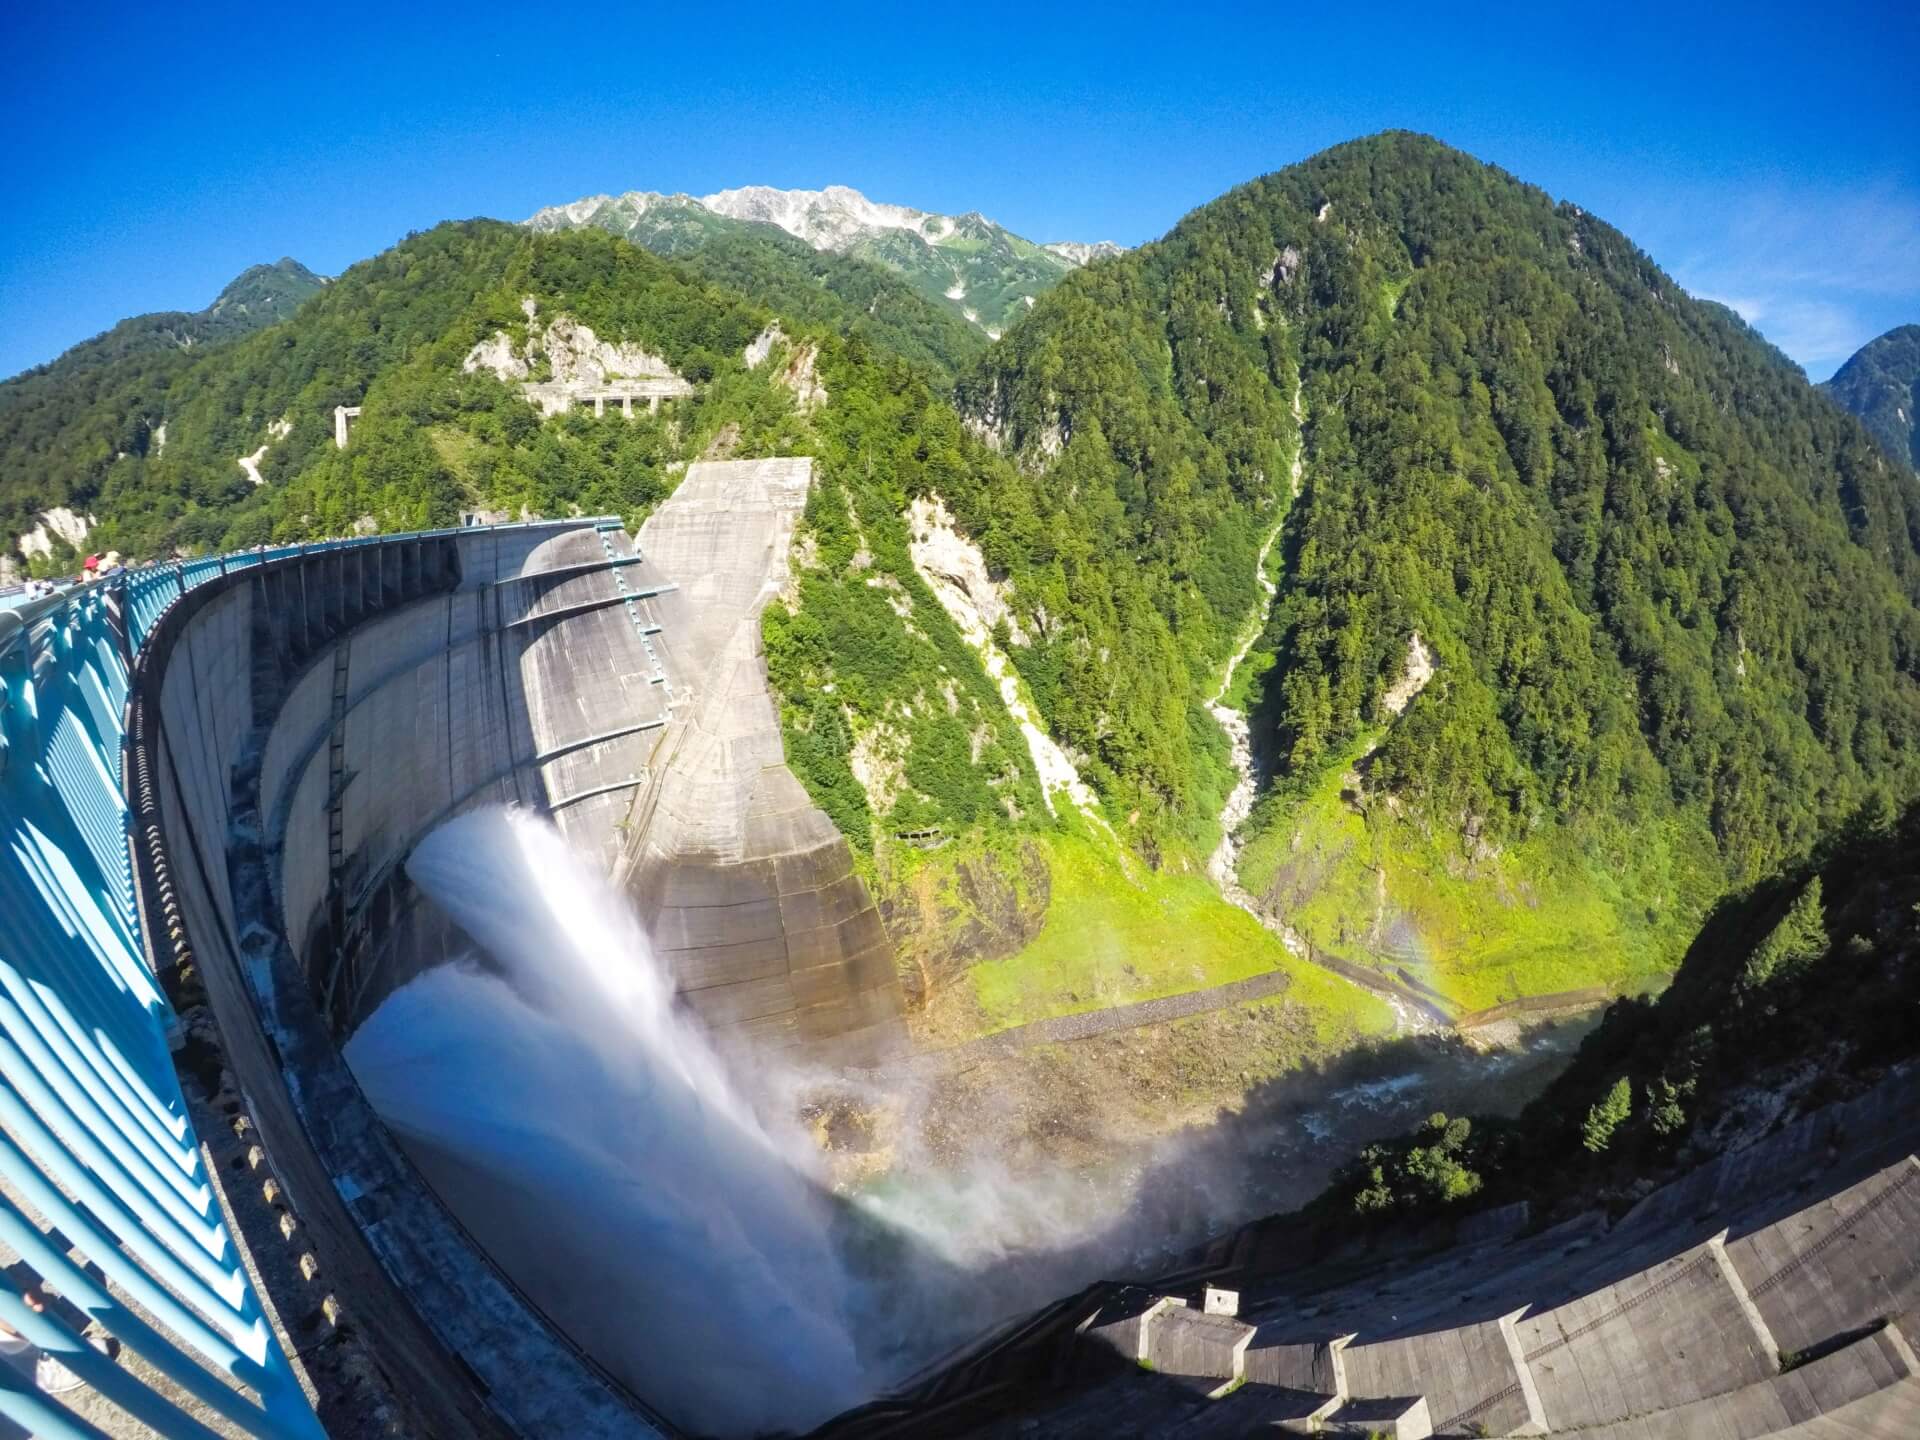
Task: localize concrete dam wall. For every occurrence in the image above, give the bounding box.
[126,494,907,1434]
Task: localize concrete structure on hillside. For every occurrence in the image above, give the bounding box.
[332,404,360,447]
[892,1065,1920,1439]
[615,458,907,1065]
[523,377,693,417]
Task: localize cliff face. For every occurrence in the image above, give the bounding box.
[616,457,908,1066]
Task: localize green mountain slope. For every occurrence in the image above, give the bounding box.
[1,258,326,557]
[952,131,1920,1008]
[1824,323,1920,469]
[618,225,986,388]
[1313,798,1919,1231]
[0,223,989,559]
[8,139,1917,1025]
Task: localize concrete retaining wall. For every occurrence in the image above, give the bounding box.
[616,459,907,1066]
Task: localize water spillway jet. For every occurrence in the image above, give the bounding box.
[346,806,866,1436]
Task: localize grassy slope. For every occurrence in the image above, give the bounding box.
[964,829,1393,1040]
[1238,734,1709,1012]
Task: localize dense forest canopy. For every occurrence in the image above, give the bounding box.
[1316,798,1919,1229]
[0,258,327,547]
[0,223,982,562]
[960,132,1920,891]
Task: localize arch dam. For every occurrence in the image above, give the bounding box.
[0,455,1913,1439]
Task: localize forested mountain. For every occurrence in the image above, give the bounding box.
[529,184,1117,336]
[952,131,1920,1005]
[6,136,1917,1017]
[1,258,326,557]
[1824,323,1920,469]
[619,225,987,388]
[0,225,986,563]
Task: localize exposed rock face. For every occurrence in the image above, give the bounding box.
[907,494,1026,642]
[1380,632,1436,717]
[462,330,527,381]
[908,494,1110,829]
[529,183,1124,336]
[15,506,92,561]
[236,416,291,488]
[781,341,826,413]
[1042,240,1126,267]
[743,322,784,370]
[616,458,907,1066]
[463,301,693,417]
[879,840,1052,1007]
[742,323,825,412]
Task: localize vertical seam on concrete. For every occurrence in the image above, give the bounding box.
[489,585,525,810]
[1329,1331,1354,1402]
[1500,1304,1549,1434]
[444,595,455,819]
[1710,1228,1784,1370]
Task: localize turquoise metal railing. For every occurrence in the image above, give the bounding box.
[0,576,325,1438]
[0,519,621,1436]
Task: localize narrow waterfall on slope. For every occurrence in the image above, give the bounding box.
[344,807,866,1436]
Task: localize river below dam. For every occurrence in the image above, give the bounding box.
[345,806,1600,1435]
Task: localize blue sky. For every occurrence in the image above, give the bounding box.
[2,0,1915,380]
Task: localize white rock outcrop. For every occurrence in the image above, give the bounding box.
[782,342,826,413]
[743,322,784,370]
[1041,240,1126,266]
[463,331,528,381]
[463,300,692,417]
[907,494,1107,824]
[16,506,94,561]
[236,416,291,487]
[1380,632,1435,717]
[238,444,269,487]
[907,495,1027,643]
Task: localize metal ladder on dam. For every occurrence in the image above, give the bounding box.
[0,523,624,1438]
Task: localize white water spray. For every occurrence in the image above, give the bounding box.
[345,807,865,1436]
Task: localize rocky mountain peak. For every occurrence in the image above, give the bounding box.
[526,182,1126,335]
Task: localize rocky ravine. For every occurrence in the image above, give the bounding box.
[1206,384,1301,908]
[1202,389,1444,1034]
